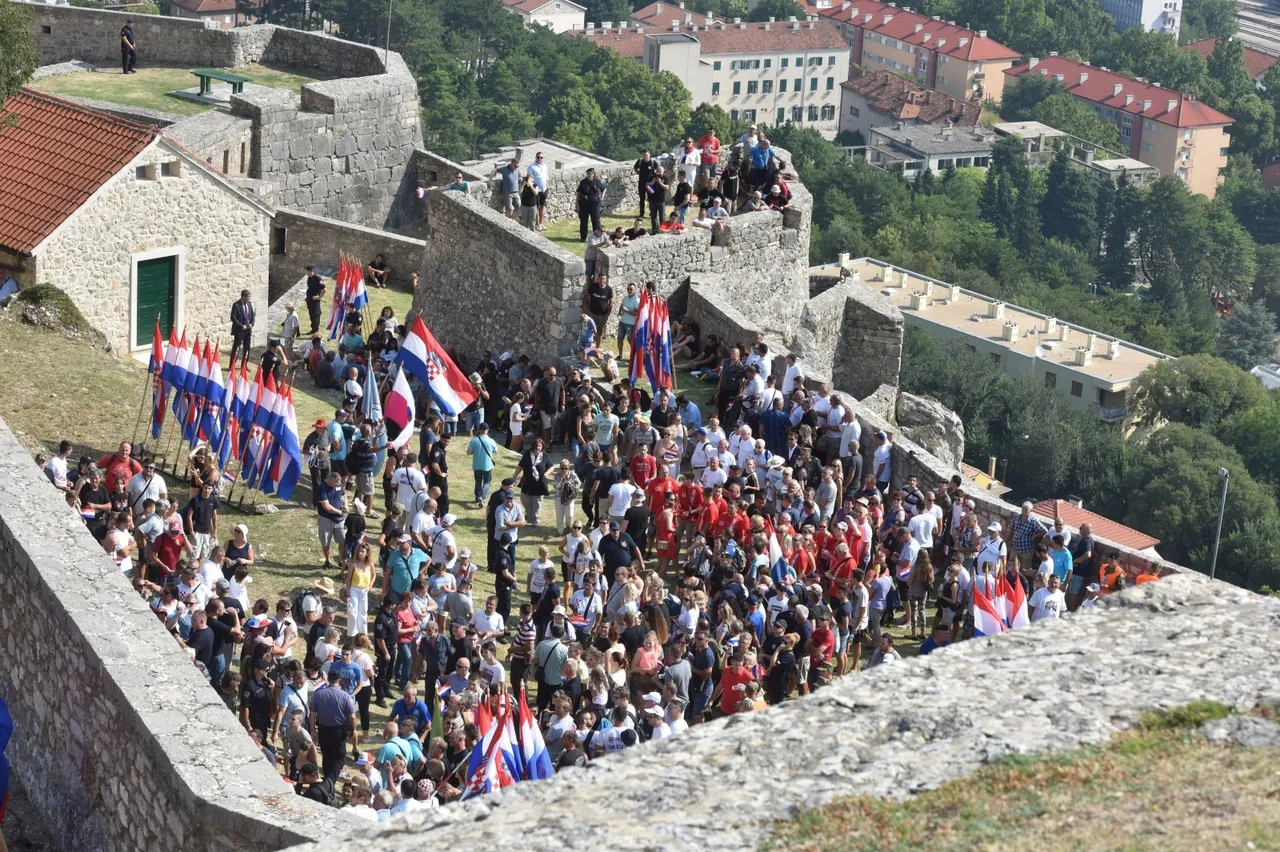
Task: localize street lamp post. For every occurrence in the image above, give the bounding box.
[1208,467,1229,581]
[385,0,393,66]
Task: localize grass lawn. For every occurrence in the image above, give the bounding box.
[29,63,326,117]
[767,702,1279,851]
[542,209,643,258]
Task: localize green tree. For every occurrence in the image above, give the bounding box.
[1121,425,1277,575]
[1218,516,1280,594]
[1179,0,1239,43]
[1000,74,1065,121]
[544,89,608,151]
[1253,244,1280,309]
[1027,93,1121,150]
[1220,92,1276,158]
[1040,148,1098,250]
[1218,299,1278,370]
[582,0,634,25]
[1094,28,1209,94]
[747,0,807,22]
[1126,354,1272,431]
[1223,396,1280,495]
[0,0,36,111]
[1096,173,1141,290]
[1206,37,1253,103]
[809,214,868,265]
[683,103,745,149]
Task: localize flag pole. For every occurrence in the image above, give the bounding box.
[132,314,162,449]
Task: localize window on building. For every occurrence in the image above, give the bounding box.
[809,77,818,91]
[1044,371,1057,389]
[40,24,51,33]
[792,106,804,121]
[849,106,860,116]
[742,109,756,121]
[937,158,953,169]
[733,81,741,95]
[937,75,947,85]
[272,227,287,254]
[136,164,157,181]
[777,107,786,123]
[779,79,788,92]
[161,160,182,177]
[828,55,836,64]
[794,77,802,90]
[1120,115,1132,138]
[821,104,835,120]
[1176,167,1189,181]
[795,56,803,65]
[731,109,740,120]
[973,156,990,168]
[1220,147,1230,156]
[1143,119,1155,131]
[808,104,819,121]
[747,80,758,94]
[1070,380,1083,398]
[782,58,789,68]
[989,352,1001,364]
[809,57,822,66]
[762,80,773,93]
[712,82,720,96]
[764,58,772,68]
[714,60,722,70]
[1141,142,1153,153]
[826,77,834,90]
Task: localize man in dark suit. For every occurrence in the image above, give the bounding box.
[120,19,137,74]
[229,289,256,368]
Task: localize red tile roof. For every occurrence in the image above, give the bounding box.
[171,0,257,12]
[841,69,986,125]
[818,0,1020,62]
[0,89,157,255]
[574,28,647,60]
[505,0,582,13]
[574,20,847,59]
[1031,499,1161,551]
[631,1,713,27]
[1005,56,1234,129]
[1183,37,1279,80]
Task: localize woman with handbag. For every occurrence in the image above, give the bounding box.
[552,459,581,534]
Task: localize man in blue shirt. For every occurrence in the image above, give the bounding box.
[493,157,521,219]
[316,471,346,570]
[389,683,431,732]
[466,422,499,505]
[748,138,776,191]
[1049,533,1074,585]
[329,644,363,697]
[677,395,702,431]
[384,535,427,599]
[375,719,422,787]
[326,409,351,486]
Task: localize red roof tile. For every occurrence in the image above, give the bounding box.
[0,89,156,255]
[1183,37,1279,80]
[841,69,986,125]
[171,0,257,12]
[574,28,647,60]
[819,1,1020,62]
[1005,56,1233,128]
[574,20,847,59]
[504,0,582,13]
[1031,499,1161,551]
[631,1,713,27]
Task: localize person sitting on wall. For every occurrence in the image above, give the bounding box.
[447,172,470,193]
[744,190,768,213]
[659,212,686,234]
[609,227,630,247]
[623,217,648,241]
[367,254,390,289]
[766,184,791,212]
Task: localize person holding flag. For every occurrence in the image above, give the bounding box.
[395,317,477,418]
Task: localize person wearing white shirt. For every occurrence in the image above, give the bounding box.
[838,411,861,459]
[45,442,72,491]
[527,151,549,231]
[410,502,438,552]
[391,462,427,516]
[472,595,506,640]
[742,370,766,407]
[872,432,893,490]
[126,462,167,516]
[673,140,701,185]
[715,441,735,471]
[703,419,727,448]
[812,387,832,418]
[1029,574,1067,621]
[607,476,637,520]
[569,578,604,634]
[479,644,507,688]
[976,523,1007,575]
[728,425,753,460]
[907,510,937,549]
[781,355,804,396]
[430,514,458,572]
[198,550,224,590]
[700,457,727,489]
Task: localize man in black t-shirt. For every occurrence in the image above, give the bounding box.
[184,481,220,560]
[623,217,648,241]
[372,595,398,706]
[120,19,137,74]
[241,658,275,734]
[304,265,325,334]
[428,435,450,516]
[583,276,614,340]
[576,168,607,240]
[534,367,564,444]
[633,151,658,217]
[556,730,587,772]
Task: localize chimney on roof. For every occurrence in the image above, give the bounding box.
[1125,94,1134,105]
[907,91,917,104]
[789,15,798,21]
[884,14,893,24]
[1078,72,1088,84]
[670,20,678,30]
[914,23,923,32]
[732,16,740,23]
[958,36,968,46]
[769,16,776,22]
[937,37,945,46]
[792,20,800,29]
[1107,339,1121,360]
[932,14,940,20]
[1141,99,1151,110]
[864,14,872,23]
[1049,50,1057,56]
[738,19,746,27]
[655,1,662,12]
[1054,73,1064,81]
[809,19,815,27]
[718,21,725,29]
[923,32,932,42]
[842,1,851,8]
[604,20,612,27]
[1113,83,1123,96]
[978,29,987,37]
[1153,81,1161,88]
[1028,57,1039,69]
[1167,98,1177,112]
[765,21,771,30]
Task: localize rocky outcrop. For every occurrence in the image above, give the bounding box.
[283,575,1280,852]
[896,391,965,469]
[859,383,899,423]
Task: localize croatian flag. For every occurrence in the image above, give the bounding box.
[326,261,348,340]
[396,316,477,416]
[972,584,1008,638]
[149,318,169,440]
[201,344,225,452]
[171,332,193,419]
[1000,574,1030,630]
[346,252,369,312]
[650,296,673,390]
[517,687,553,781]
[629,292,650,386]
[384,368,415,449]
[461,707,517,800]
[160,326,181,385]
[236,365,263,461]
[262,387,303,500]
[767,531,794,587]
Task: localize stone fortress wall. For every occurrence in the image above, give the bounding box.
[0,418,355,852]
[268,209,426,303]
[284,573,1280,852]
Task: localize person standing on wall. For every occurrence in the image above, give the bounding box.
[575,167,607,242]
[633,151,658,219]
[120,18,137,74]
[304,265,325,335]
[228,289,255,368]
[528,151,550,232]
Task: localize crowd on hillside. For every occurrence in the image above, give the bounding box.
[32,131,1161,819]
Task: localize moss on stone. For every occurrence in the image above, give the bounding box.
[13,284,108,350]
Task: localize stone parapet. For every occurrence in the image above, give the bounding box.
[0,416,355,852]
[268,209,426,302]
[283,574,1270,852]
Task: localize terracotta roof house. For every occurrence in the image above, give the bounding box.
[839,69,986,140]
[503,0,585,33]
[168,0,260,30]
[631,1,714,28]
[1006,56,1234,197]
[1183,37,1279,82]
[0,89,273,353]
[1032,499,1162,556]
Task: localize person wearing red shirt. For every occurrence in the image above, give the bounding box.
[98,441,142,490]
[629,443,657,489]
[728,504,751,546]
[677,476,704,550]
[792,543,816,582]
[827,543,857,599]
[148,518,191,584]
[811,522,830,561]
[699,486,727,538]
[696,129,721,183]
[805,614,836,690]
[655,491,678,576]
[646,462,678,508]
[714,652,756,716]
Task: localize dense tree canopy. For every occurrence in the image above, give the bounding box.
[0,0,36,108]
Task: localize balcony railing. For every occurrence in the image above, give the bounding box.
[1099,404,1126,422]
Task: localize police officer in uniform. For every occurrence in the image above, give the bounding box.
[120,18,137,74]
[575,167,607,241]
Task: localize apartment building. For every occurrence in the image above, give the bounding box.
[503,0,585,34]
[816,1,1021,104]
[1005,56,1233,197]
[830,257,1170,421]
[577,19,851,140]
[993,121,1159,186]
[838,69,986,140]
[1097,0,1180,37]
[864,124,994,175]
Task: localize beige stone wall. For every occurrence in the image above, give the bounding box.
[34,142,271,353]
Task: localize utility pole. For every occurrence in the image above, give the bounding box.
[385,0,393,67]
[1208,467,1229,581]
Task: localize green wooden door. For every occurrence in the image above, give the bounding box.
[136,256,176,348]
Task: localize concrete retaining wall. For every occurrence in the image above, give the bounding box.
[414,190,584,367]
[0,416,353,852]
[269,209,425,302]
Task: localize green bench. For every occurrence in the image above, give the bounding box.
[193,68,252,97]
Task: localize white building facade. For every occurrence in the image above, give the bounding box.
[1097,0,1180,37]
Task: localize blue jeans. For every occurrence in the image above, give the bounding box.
[207,653,226,689]
[464,410,484,434]
[474,469,493,503]
[394,642,413,689]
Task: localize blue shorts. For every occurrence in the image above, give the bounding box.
[688,684,712,717]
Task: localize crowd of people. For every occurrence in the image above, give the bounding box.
[32,131,1163,818]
